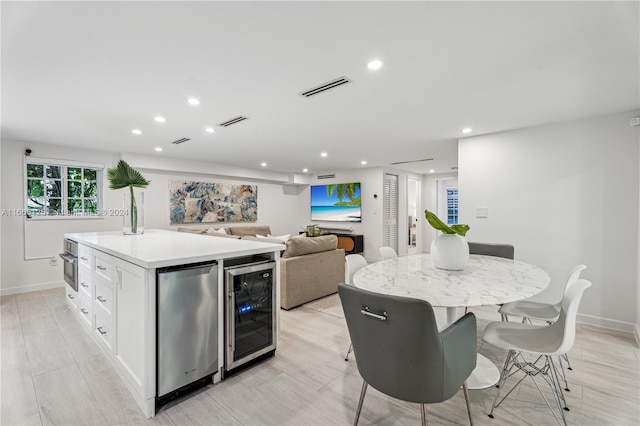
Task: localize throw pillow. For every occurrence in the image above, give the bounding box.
[207,227,227,235]
[267,233,291,242]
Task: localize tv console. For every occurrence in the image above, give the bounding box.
[331,232,364,255]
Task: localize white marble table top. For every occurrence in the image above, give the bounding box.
[353,254,550,309]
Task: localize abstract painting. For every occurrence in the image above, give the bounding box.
[169,180,257,223]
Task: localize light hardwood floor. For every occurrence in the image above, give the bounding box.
[1,287,638,425]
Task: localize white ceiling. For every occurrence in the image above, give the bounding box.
[2,1,638,176]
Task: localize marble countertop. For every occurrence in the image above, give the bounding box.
[64,229,285,269]
[353,254,550,308]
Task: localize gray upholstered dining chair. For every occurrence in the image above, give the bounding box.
[338,283,476,425]
[467,242,515,319]
[468,242,514,260]
[344,254,369,361]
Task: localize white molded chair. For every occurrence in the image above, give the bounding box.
[499,264,587,384]
[344,254,368,361]
[482,279,592,426]
[379,246,398,260]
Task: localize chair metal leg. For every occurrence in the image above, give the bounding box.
[562,352,573,370]
[463,381,474,426]
[420,403,427,426]
[556,355,570,392]
[345,342,353,361]
[354,380,368,426]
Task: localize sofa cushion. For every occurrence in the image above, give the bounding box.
[207,227,228,235]
[177,227,206,234]
[242,235,286,245]
[282,235,338,258]
[226,226,272,237]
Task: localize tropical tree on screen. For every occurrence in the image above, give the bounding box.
[326,183,360,205]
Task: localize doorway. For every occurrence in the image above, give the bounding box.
[407,178,420,255]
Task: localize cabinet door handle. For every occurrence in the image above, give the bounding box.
[81,282,88,288]
[96,265,107,271]
[97,296,106,303]
[81,308,88,314]
[67,294,75,300]
[97,327,107,335]
[81,256,88,261]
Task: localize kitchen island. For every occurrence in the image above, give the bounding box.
[63,229,285,418]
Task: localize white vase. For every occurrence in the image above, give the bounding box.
[123,190,144,235]
[430,234,469,270]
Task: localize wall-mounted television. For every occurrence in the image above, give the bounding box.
[310,182,362,222]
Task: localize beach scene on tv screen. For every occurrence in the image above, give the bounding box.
[311,183,361,222]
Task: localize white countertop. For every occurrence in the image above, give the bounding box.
[64,229,285,269]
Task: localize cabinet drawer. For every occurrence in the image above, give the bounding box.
[78,268,93,299]
[94,311,113,352]
[94,251,114,282]
[65,286,78,309]
[78,245,93,269]
[94,280,114,317]
[78,292,93,328]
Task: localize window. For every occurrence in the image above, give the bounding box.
[25,159,102,218]
[446,187,459,225]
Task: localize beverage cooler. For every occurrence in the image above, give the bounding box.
[224,256,277,375]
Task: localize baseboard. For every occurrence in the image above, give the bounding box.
[1,280,65,296]
[577,312,635,333]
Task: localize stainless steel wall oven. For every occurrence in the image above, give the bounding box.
[224,256,277,375]
[59,238,78,291]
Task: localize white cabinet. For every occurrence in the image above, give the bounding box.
[114,258,147,402]
[65,284,78,309]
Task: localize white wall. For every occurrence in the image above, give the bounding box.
[1,140,122,294]
[459,111,639,331]
[0,141,309,294]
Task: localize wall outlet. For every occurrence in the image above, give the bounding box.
[476,206,489,218]
[50,257,58,267]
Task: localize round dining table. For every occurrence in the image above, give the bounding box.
[352,253,550,389]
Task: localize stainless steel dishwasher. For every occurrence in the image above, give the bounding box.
[156,261,218,407]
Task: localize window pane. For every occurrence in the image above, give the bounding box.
[27,197,45,214]
[68,199,83,213]
[46,165,62,179]
[28,179,44,197]
[84,181,97,198]
[68,167,82,180]
[84,199,97,213]
[46,180,62,197]
[68,181,82,198]
[84,168,97,180]
[48,199,62,215]
[27,164,43,178]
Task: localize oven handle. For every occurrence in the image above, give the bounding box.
[59,253,77,264]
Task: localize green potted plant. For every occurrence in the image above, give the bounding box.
[424,210,470,270]
[107,160,150,234]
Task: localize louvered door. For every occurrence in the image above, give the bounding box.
[383,174,398,253]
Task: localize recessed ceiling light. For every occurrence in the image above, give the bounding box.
[205,127,215,133]
[462,128,472,134]
[261,162,267,167]
[187,97,200,106]
[154,116,166,123]
[321,152,328,158]
[361,160,367,165]
[367,59,383,70]
[155,147,163,152]
[132,129,142,135]
[429,169,435,173]
[302,168,308,173]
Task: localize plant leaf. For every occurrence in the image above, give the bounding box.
[424,210,455,234]
[107,160,150,190]
[450,224,470,236]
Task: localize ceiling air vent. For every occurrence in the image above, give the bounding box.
[219,116,248,127]
[390,158,434,165]
[171,138,190,145]
[300,76,352,98]
[317,174,336,180]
